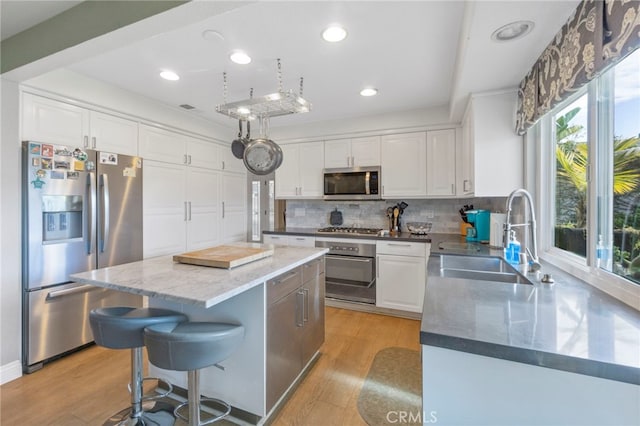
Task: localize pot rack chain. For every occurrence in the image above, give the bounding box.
[216,58,312,120]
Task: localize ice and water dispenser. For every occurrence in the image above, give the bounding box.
[41,195,83,242]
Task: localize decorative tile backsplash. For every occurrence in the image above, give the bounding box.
[285,197,510,233]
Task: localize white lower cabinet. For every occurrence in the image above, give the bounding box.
[263,234,315,247]
[376,241,430,313]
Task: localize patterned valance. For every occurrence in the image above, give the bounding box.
[516,0,640,135]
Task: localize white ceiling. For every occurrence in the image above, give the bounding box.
[3,1,580,128]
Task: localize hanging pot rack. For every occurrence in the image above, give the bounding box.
[215,59,311,121]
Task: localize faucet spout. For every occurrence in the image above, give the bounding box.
[504,189,540,270]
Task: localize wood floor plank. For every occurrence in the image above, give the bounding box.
[0,306,421,425]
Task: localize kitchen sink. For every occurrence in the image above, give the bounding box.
[439,255,533,285]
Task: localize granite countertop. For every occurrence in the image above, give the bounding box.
[421,238,640,385]
[71,244,328,308]
[264,227,432,242]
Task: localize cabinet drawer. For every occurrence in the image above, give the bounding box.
[288,236,316,247]
[263,234,287,245]
[376,241,427,257]
[267,267,302,304]
[302,257,324,283]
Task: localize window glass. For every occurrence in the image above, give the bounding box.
[553,93,589,257]
[610,49,640,282]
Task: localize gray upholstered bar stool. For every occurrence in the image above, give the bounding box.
[90,307,188,425]
[144,322,245,426]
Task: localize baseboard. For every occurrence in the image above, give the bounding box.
[0,360,22,385]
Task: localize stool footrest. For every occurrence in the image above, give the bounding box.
[127,376,174,401]
[174,397,231,425]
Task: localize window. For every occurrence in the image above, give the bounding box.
[544,49,640,287]
[553,93,589,258]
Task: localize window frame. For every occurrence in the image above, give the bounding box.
[534,65,640,309]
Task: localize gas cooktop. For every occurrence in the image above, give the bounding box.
[316,226,383,236]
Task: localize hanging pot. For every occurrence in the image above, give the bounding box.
[243,117,283,175]
[231,120,246,159]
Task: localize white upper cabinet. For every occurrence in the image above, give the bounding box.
[275,141,324,199]
[219,144,247,174]
[426,129,456,197]
[22,93,137,156]
[139,124,224,170]
[380,132,427,198]
[461,92,523,196]
[324,136,380,168]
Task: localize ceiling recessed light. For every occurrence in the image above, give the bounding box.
[491,21,534,42]
[230,51,252,65]
[360,88,378,97]
[159,70,180,81]
[322,25,347,43]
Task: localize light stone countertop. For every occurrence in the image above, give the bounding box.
[70,243,328,308]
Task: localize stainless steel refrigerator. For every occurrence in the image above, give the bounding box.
[22,141,142,372]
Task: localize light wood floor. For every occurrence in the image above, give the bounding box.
[0,307,421,425]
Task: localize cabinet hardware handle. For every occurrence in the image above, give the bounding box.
[86,172,96,255]
[91,137,97,149]
[183,154,188,165]
[188,155,192,164]
[222,160,225,170]
[351,156,355,166]
[99,174,110,253]
[296,290,305,327]
[451,183,454,194]
[222,201,225,218]
[376,256,379,278]
[47,284,99,300]
[84,136,89,149]
[388,243,411,247]
[184,201,188,221]
[188,201,192,221]
[303,288,309,322]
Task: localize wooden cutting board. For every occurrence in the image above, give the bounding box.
[173,245,274,269]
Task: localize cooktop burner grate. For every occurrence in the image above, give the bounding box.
[317,227,383,235]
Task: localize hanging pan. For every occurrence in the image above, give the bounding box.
[243,116,283,175]
[231,120,246,159]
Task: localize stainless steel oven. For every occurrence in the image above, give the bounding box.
[315,237,376,304]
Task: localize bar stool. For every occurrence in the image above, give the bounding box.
[144,321,245,426]
[90,307,188,425]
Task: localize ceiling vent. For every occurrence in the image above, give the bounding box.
[179,104,196,110]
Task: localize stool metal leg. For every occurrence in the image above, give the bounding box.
[188,370,200,426]
[131,347,144,421]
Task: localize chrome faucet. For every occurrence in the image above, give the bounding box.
[504,188,541,272]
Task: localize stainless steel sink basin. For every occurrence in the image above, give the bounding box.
[439,255,533,285]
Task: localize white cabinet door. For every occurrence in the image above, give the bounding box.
[143,161,187,257]
[139,124,186,165]
[221,173,247,242]
[426,129,456,196]
[90,111,138,156]
[381,132,427,198]
[459,114,474,195]
[351,136,381,167]
[324,139,351,168]
[186,136,219,170]
[376,254,426,313]
[263,234,288,246]
[220,144,247,173]
[186,168,220,250]
[298,142,324,197]
[22,93,89,146]
[276,144,301,198]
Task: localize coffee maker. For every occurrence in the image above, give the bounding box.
[465,209,490,242]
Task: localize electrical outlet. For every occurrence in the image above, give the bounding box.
[295,208,305,217]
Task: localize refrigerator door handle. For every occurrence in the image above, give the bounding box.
[87,172,96,254]
[46,284,99,300]
[99,174,110,253]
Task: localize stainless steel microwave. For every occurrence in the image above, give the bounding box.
[323,166,381,200]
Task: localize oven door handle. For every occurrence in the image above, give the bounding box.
[325,254,373,262]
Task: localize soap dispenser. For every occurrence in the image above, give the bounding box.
[505,230,520,266]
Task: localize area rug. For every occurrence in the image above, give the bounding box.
[357,347,422,426]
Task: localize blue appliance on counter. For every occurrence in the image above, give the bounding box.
[465,209,490,242]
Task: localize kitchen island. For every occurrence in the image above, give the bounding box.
[421,243,640,426]
[71,243,328,424]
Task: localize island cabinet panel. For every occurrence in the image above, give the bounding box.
[149,284,267,417]
[266,257,325,412]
